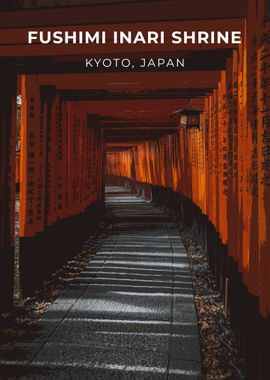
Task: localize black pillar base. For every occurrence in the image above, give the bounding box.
[0,248,14,312]
[20,200,104,297]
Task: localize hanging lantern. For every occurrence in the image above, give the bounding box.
[173,100,202,130]
[179,108,201,129]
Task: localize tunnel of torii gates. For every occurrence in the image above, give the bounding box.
[0,0,270,377]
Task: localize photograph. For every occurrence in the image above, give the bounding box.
[0,1,269,379]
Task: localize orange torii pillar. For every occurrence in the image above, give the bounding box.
[20,82,71,295]
[0,67,17,311]
[19,76,47,295]
[20,83,71,295]
[257,1,270,377]
[19,84,106,296]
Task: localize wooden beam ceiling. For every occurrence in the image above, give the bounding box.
[37,71,221,89]
[0,0,247,27]
[0,0,242,151]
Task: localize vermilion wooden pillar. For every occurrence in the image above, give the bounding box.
[0,66,17,311]
[19,75,46,295]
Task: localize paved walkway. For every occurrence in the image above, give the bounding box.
[1,186,201,380]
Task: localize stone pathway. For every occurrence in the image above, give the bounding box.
[0,186,201,379]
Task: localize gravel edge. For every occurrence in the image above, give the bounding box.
[180,224,244,380]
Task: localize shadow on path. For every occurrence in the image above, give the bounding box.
[0,186,201,380]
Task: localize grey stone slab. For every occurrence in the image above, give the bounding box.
[173,303,196,314]
[54,287,88,304]
[171,323,199,336]
[173,312,198,324]
[84,266,175,277]
[117,236,170,241]
[110,246,173,252]
[15,304,75,344]
[14,321,59,345]
[88,278,175,289]
[172,288,194,297]
[113,245,172,250]
[67,292,172,321]
[103,258,173,266]
[80,270,174,282]
[44,303,74,317]
[86,284,174,294]
[168,359,202,380]
[174,274,192,282]
[88,264,174,274]
[22,343,168,380]
[51,318,173,335]
[173,290,195,299]
[48,319,170,352]
[173,262,190,270]
[170,335,201,362]
[20,367,166,380]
